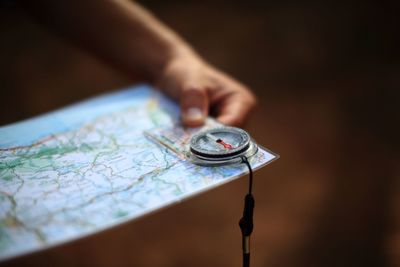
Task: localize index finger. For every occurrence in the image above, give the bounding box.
[215,92,256,126]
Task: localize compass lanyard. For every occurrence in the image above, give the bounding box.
[188,127,257,266]
[239,156,254,267]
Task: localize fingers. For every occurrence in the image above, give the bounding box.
[160,58,255,127]
[181,87,209,127]
[216,92,256,127]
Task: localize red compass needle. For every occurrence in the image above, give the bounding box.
[206,133,233,149]
[217,139,233,149]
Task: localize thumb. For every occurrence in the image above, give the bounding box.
[181,87,209,127]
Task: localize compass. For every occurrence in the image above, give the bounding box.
[188,126,258,267]
[188,127,258,166]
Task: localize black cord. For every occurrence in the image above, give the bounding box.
[239,156,254,267]
[241,157,253,194]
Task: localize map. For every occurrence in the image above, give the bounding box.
[0,85,277,261]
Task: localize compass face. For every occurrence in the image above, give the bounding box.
[190,127,251,159]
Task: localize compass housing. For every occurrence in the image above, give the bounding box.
[188,127,258,166]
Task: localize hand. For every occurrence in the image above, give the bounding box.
[24,1,255,127]
[155,52,256,127]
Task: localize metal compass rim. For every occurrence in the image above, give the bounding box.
[188,127,258,166]
[189,127,251,158]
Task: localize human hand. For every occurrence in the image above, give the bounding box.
[155,52,256,127]
[24,0,255,128]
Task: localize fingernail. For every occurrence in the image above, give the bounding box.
[184,107,204,122]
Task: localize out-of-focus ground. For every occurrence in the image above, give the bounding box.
[1,1,399,267]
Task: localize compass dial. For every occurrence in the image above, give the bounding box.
[190,127,251,159]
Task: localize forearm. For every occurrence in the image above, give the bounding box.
[22,0,196,80]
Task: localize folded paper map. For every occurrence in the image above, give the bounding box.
[0,85,277,261]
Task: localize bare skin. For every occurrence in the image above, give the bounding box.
[21,0,256,127]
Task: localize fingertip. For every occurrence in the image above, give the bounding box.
[181,87,209,127]
[182,107,206,127]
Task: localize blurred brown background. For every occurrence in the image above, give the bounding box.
[1,1,399,267]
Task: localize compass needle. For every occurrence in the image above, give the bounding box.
[218,139,233,149]
[205,133,233,149]
[205,133,219,142]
